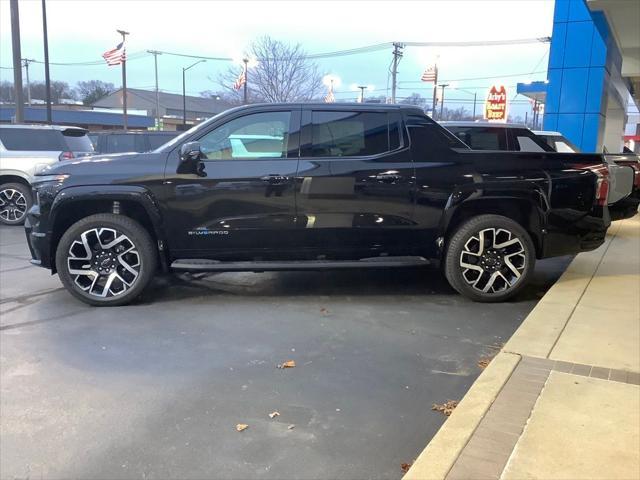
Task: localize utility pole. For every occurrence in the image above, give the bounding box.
[148,50,162,130]
[439,83,449,119]
[472,92,477,120]
[42,0,52,123]
[10,0,24,123]
[357,85,367,103]
[116,29,129,131]
[243,58,249,104]
[22,58,34,105]
[390,42,403,104]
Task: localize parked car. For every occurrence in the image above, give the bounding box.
[442,122,636,218]
[533,130,580,153]
[533,130,640,220]
[0,124,93,225]
[26,104,612,306]
[89,131,180,154]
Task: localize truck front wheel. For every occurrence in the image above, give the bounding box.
[444,215,535,302]
[55,213,157,306]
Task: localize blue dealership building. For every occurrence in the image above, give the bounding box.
[518,0,639,153]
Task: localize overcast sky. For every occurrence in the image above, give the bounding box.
[0,0,555,117]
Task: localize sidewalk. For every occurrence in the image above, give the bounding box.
[405,215,640,480]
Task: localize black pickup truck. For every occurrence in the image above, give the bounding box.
[25,104,611,306]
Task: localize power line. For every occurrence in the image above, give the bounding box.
[399,71,547,84]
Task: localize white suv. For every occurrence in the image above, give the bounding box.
[0,124,94,225]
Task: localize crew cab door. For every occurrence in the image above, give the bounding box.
[292,107,416,258]
[163,107,300,259]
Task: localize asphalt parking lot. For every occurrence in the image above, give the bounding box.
[0,224,571,479]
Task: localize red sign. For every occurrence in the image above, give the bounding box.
[484,85,508,121]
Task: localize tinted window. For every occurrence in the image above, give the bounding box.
[105,134,138,153]
[198,111,291,160]
[447,127,506,150]
[0,128,65,151]
[62,130,93,152]
[311,111,393,157]
[511,129,553,152]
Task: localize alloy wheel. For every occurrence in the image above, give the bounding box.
[66,227,141,298]
[0,188,28,223]
[459,227,526,294]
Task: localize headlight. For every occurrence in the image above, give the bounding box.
[32,174,70,205]
[32,174,70,185]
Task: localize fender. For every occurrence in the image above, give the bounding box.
[0,169,32,183]
[50,184,169,269]
[437,180,549,256]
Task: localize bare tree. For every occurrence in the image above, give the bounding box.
[0,80,77,103]
[76,80,115,105]
[217,36,323,103]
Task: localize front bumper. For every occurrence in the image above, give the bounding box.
[24,205,53,270]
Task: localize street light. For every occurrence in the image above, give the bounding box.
[450,85,479,120]
[351,84,374,103]
[182,59,206,127]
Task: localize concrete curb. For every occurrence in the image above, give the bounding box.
[403,352,521,480]
[404,222,622,480]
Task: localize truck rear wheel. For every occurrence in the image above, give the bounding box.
[444,215,535,302]
[0,182,32,226]
[55,214,157,306]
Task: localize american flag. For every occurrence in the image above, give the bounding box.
[102,42,126,66]
[421,65,437,83]
[233,70,246,90]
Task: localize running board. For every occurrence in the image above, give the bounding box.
[170,256,430,272]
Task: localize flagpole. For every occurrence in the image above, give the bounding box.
[243,58,249,104]
[117,29,129,131]
[431,63,438,120]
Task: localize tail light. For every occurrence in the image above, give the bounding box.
[59,151,74,161]
[569,163,610,206]
[585,165,610,206]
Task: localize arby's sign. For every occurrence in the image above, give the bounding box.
[484,85,508,122]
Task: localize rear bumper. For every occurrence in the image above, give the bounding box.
[609,189,640,221]
[24,205,53,270]
[541,206,610,257]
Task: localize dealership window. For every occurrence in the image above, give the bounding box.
[310,111,398,157]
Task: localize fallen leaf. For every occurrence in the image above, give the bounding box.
[401,463,412,473]
[236,423,248,432]
[269,411,280,419]
[320,307,329,315]
[278,360,296,369]
[477,358,491,370]
[431,400,458,416]
[287,424,295,430]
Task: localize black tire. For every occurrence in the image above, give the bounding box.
[55,213,157,306]
[444,214,535,302]
[0,182,32,226]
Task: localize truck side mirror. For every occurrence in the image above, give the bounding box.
[179,142,202,163]
[177,142,206,176]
